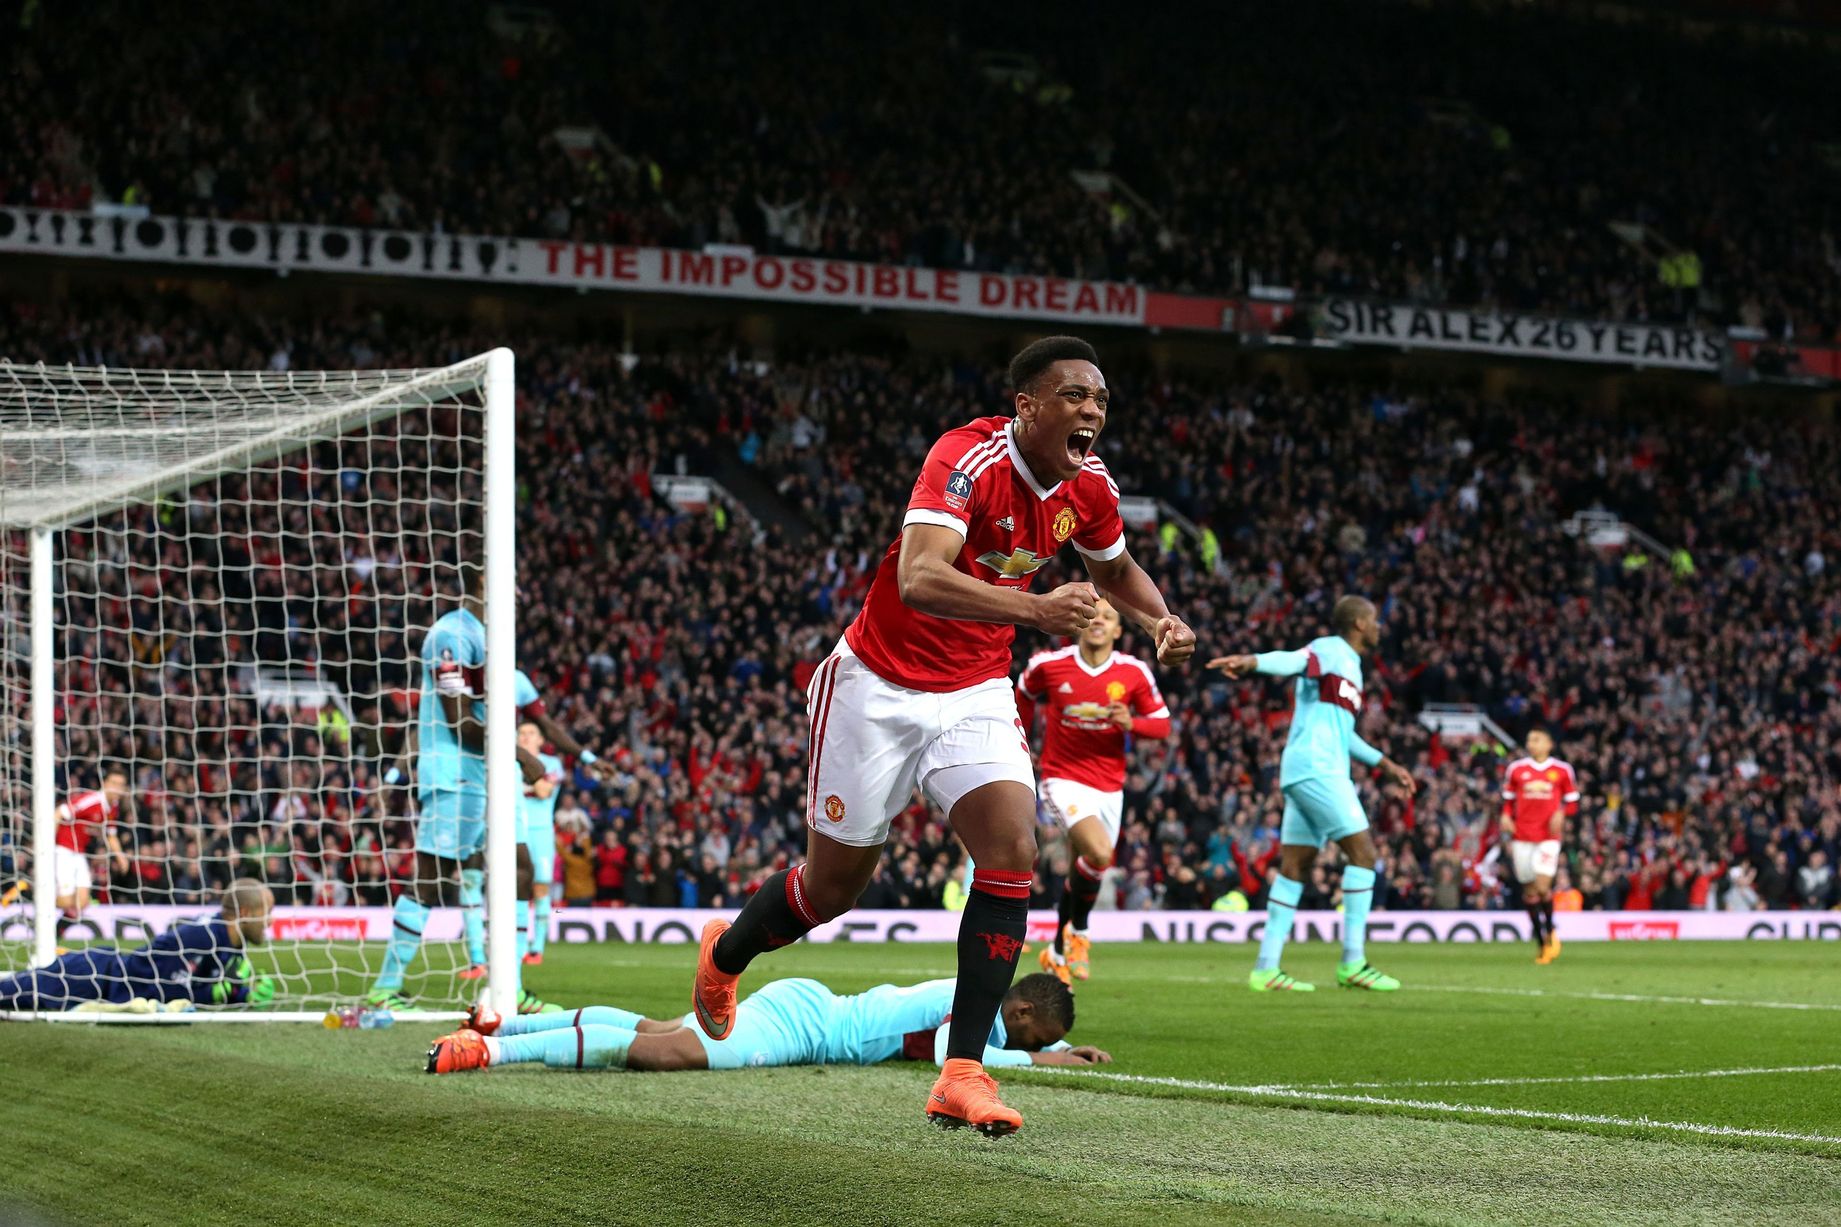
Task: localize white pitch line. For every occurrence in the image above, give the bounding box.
[1291,1063,1841,1091]
[1029,1068,1841,1146]
[1415,984,1841,1013]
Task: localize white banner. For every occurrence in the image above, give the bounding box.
[7,905,1837,947]
[1321,299,1724,371]
[0,207,1146,328]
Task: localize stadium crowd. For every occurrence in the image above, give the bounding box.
[5,1,1839,339]
[4,293,1840,917]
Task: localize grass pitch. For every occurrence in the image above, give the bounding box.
[4,939,1839,1226]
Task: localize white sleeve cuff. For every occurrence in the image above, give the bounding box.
[902,508,969,537]
[1073,529,1127,562]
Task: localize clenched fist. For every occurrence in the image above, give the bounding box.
[1033,582,1100,636]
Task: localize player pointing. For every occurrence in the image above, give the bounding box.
[692,335,1194,1136]
[1209,595,1414,993]
[1017,597,1171,984]
[1501,727,1578,964]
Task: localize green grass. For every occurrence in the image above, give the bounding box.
[5,940,1840,1226]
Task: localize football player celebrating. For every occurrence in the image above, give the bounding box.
[691,336,1194,1136]
[1017,597,1171,984]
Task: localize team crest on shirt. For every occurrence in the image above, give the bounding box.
[1052,507,1078,542]
[824,794,846,823]
[1106,681,1127,702]
[944,471,973,512]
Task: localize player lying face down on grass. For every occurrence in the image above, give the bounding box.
[427,972,1109,1074]
[692,335,1191,1136]
[0,879,275,1013]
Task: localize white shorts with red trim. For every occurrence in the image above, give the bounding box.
[1038,777,1124,847]
[804,637,1035,848]
[54,846,93,896]
[1511,839,1562,882]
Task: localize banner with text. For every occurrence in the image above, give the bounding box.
[1321,299,1724,371]
[7,906,1836,948]
[0,207,1152,329]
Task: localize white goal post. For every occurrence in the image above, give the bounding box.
[0,350,520,1021]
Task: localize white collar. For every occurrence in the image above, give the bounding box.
[1074,647,1114,676]
[1005,420,1062,501]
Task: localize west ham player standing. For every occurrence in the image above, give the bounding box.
[691,336,1195,1136]
[368,571,546,1011]
[1016,597,1171,984]
[51,767,130,920]
[1210,596,1414,992]
[1501,727,1579,964]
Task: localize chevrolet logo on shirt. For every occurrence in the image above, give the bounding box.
[976,548,1050,578]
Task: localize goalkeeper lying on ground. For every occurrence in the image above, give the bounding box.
[0,879,275,1013]
[426,973,1109,1073]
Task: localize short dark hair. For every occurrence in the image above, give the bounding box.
[102,764,129,781]
[1007,972,1076,1032]
[1332,595,1373,634]
[1008,336,1099,397]
[1527,725,1555,743]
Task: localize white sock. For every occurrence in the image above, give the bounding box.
[484,1036,503,1066]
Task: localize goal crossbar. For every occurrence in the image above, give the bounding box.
[0,358,492,530]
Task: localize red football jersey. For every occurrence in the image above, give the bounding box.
[845,416,1126,692]
[1502,757,1580,841]
[55,790,119,853]
[1017,646,1171,791]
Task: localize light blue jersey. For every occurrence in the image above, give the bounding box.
[687,978,1066,1070]
[1256,634,1383,787]
[418,609,487,797]
[519,751,564,844]
[513,668,540,712]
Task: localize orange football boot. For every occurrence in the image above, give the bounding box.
[1064,929,1092,982]
[925,1058,1023,1137]
[1037,944,1072,986]
[464,1001,503,1036]
[456,963,488,981]
[693,919,739,1041]
[425,1030,490,1074]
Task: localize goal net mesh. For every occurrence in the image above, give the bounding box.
[1,356,500,1016]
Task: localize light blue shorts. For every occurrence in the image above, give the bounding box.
[416,789,488,861]
[521,826,557,884]
[687,977,834,1070]
[1280,776,1369,848]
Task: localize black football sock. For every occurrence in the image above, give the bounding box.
[1526,902,1547,945]
[1541,897,1556,939]
[712,866,820,976]
[1054,879,1073,955]
[945,870,1031,1063]
[1066,855,1104,934]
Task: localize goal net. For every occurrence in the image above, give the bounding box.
[0,351,522,1021]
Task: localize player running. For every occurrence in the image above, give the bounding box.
[1209,595,1415,993]
[691,336,1194,1136]
[49,767,131,920]
[0,879,274,1013]
[367,570,548,1012]
[426,973,1107,1074]
[1501,727,1579,964]
[1016,597,1171,984]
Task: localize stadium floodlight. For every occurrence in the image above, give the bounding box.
[0,352,520,1021]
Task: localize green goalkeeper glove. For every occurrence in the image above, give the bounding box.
[211,957,275,1006]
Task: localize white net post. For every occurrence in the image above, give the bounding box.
[0,355,516,1020]
[29,524,56,970]
[482,348,518,1020]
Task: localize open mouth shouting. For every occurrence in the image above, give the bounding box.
[1067,425,1098,467]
